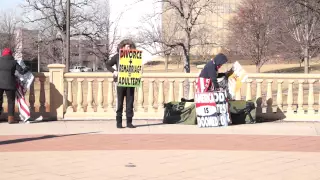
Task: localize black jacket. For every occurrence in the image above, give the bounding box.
[105,53,119,82]
[0,55,29,90]
[199,54,228,89]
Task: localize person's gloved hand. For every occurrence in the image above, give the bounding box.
[225,68,234,77]
[24,66,30,71]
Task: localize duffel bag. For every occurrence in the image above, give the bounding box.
[163,101,197,125]
[229,100,256,124]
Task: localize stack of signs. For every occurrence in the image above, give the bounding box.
[117,49,143,88]
[195,90,230,128]
[228,61,248,99]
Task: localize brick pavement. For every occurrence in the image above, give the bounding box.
[0,121,320,180]
[0,134,320,152]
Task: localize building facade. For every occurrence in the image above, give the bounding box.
[12,28,107,72]
[161,0,241,56]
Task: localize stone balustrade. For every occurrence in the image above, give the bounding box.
[1,64,319,122]
[0,72,51,120]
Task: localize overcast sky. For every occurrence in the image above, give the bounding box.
[0,0,158,37]
[1,0,159,61]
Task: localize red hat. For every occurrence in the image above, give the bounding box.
[2,48,13,56]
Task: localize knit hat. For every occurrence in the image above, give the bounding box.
[2,48,13,56]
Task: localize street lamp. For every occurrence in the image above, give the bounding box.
[66,0,71,72]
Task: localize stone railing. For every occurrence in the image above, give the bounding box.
[0,72,51,120]
[62,71,197,120]
[2,64,319,122]
[241,73,320,121]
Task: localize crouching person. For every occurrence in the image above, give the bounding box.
[198,53,232,92]
[0,48,29,124]
[106,39,137,129]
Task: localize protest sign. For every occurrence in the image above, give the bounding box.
[228,61,248,99]
[117,49,143,87]
[195,90,230,128]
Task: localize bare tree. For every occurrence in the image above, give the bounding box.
[138,0,217,73]
[135,12,178,71]
[84,0,123,68]
[0,10,21,51]
[227,0,279,73]
[22,0,99,67]
[276,0,320,73]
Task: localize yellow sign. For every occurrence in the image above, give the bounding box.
[228,61,248,99]
[117,49,143,87]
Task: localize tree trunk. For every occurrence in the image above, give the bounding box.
[304,46,309,74]
[182,47,191,99]
[256,64,261,73]
[304,2,309,74]
[165,55,169,72]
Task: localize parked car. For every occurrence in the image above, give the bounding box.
[70,66,92,72]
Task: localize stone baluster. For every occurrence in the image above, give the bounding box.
[277,80,284,111]
[86,79,94,112]
[76,78,84,112]
[256,79,263,99]
[246,79,253,101]
[286,80,294,114]
[297,80,305,114]
[307,79,316,114]
[148,79,155,112]
[137,79,144,112]
[39,77,46,113]
[158,80,165,113]
[235,89,241,100]
[107,79,114,112]
[96,78,105,112]
[66,78,74,113]
[266,79,273,113]
[168,80,175,102]
[188,79,195,99]
[29,81,35,112]
[178,80,184,101]
[255,79,263,114]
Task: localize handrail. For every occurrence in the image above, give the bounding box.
[63,72,320,79]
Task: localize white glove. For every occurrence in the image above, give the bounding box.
[113,71,118,77]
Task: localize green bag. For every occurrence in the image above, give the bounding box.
[229,100,256,124]
[163,101,197,125]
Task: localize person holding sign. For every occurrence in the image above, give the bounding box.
[106,39,138,129]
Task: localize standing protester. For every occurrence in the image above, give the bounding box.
[106,39,137,128]
[0,48,29,124]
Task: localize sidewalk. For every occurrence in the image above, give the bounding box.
[0,120,320,136]
[0,121,320,180]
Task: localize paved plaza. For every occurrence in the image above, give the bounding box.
[0,120,320,180]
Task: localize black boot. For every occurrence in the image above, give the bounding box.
[116,116,124,128]
[126,117,136,128]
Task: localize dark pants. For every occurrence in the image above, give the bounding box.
[0,89,15,116]
[116,87,135,118]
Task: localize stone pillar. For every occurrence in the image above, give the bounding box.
[48,64,65,120]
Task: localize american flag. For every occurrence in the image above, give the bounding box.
[16,81,31,121]
[196,77,214,93]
